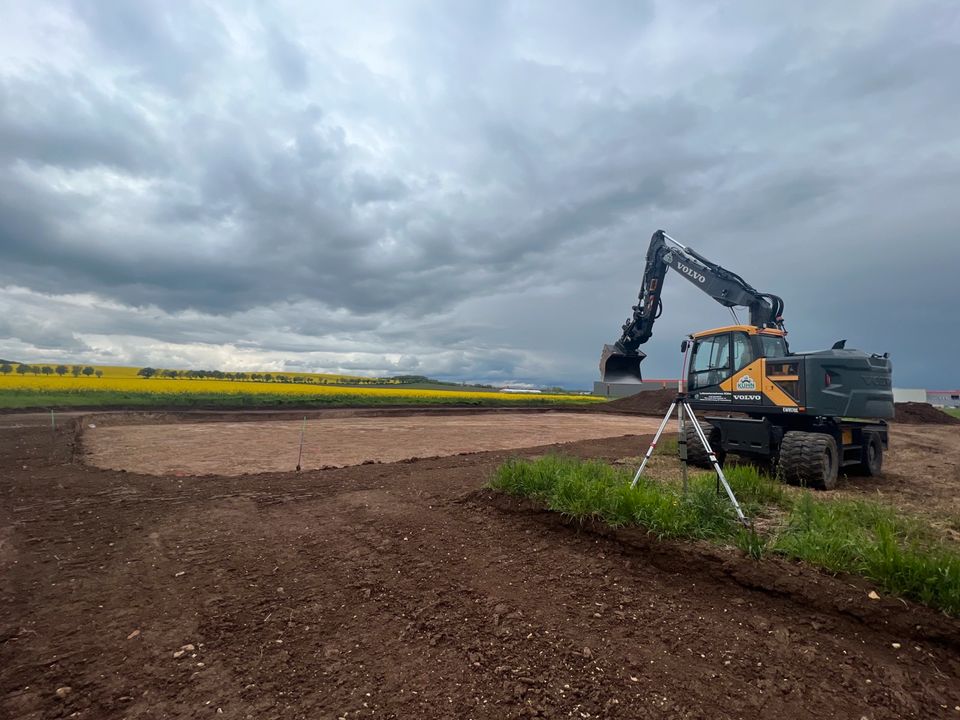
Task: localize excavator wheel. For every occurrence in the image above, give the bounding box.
[859,432,883,476]
[778,431,839,490]
[684,423,724,469]
[777,432,804,485]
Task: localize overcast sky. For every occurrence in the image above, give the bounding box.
[1,1,958,389]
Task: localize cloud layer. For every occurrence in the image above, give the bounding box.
[1,1,958,387]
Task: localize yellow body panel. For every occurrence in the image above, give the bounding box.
[719,359,763,392]
[760,359,799,408]
[717,359,798,408]
[691,324,786,339]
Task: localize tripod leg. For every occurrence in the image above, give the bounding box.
[631,402,677,488]
[678,401,688,494]
[684,404,748,524]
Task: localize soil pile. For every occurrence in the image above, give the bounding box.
[598,388,676,416]
[894,402,960,425]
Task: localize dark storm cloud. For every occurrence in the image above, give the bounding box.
[0,1,706,318]
[0,1,957,386]
[0,72,161,171]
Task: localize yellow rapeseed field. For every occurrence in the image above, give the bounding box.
[0,373,600,404]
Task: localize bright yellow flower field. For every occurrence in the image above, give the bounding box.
[0,373,601,405]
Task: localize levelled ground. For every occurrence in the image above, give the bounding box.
[81,411,669,476]
[1,409,959,719]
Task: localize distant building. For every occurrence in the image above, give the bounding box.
[927,390,960,408]
[892,388,927,404]
[593,379,678,398]
[499,387,542,394]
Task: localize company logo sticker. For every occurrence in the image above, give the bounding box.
[736,375,757,391]
[676,261,706,283]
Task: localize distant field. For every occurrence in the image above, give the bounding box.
[0,374,602,409]
[946,408,960,418]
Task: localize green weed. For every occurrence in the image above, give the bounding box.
[490,455,960,615]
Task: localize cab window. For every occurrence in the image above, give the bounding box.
[732,332,754,371]
[690,333,731,388]
[759,334,787,358]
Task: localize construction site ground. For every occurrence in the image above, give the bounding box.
[2,408,959,720]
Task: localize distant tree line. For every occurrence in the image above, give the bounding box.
[0,362,503,391]
[135,367,391,385]
[389,374,495,389]
[0,363,102,378]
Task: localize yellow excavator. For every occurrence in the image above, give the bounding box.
[601,230,894,489]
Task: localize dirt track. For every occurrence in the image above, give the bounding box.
[2,411,960,719]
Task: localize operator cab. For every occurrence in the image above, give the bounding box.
[687,325,788,392]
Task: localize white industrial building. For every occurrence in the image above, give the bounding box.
[892,388,927,404]
[927,390,960,408]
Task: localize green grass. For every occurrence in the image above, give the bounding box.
[490,455,960,615]
[0,389,596,410]
[492,457,775,541]
[773,494,960,612]
[944,408,960,418]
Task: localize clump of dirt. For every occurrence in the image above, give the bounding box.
[894,402,960,425]
[597,388,676,416]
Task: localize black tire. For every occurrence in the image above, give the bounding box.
[802,433,840,490]
[685,423,709,468]
[860,433,883,476]
[777,431,806,485]
[779,431,840,489]
[684,423,723,469]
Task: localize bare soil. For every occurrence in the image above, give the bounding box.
[839,423,960,540]
[2,410,959,720]
[81,412,668,476]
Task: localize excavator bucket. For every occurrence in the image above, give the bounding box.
[599,344,646,384]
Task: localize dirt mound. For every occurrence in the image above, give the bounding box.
[894,402,960,425]
[597,388,676,415]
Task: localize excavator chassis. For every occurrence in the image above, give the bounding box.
[686,414,888,490]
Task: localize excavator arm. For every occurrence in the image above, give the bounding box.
[600,230,785,383]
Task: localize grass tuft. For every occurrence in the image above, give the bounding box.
[492,455,740,542]
[774,495,960,613]
[490,454,960,615]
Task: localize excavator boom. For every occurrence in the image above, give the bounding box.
[600,230,784,383]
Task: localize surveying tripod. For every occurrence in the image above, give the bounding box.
[630,392,748,525]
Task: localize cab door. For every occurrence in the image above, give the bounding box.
[722,332,764,406]
[688,332,732,403]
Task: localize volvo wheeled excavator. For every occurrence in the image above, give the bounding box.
[601,230,894,489]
